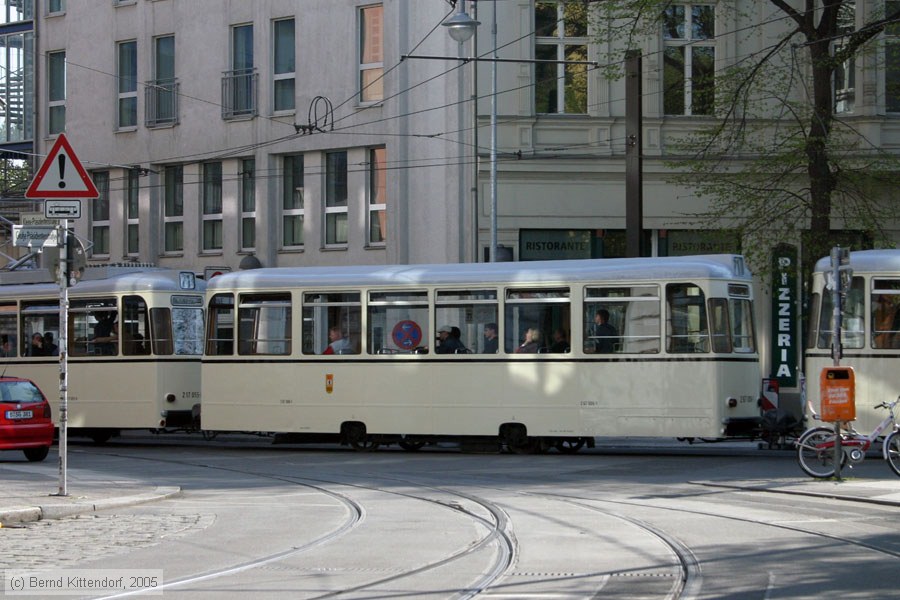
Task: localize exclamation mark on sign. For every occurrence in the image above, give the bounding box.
[58,155,66,188]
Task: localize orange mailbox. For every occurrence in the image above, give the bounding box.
[820,366,856,422]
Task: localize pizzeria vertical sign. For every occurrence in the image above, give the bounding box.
[770,244,798,387]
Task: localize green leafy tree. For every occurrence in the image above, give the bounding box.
[594,0,900,279]
[0,158,31,197]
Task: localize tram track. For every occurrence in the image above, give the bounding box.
[86,449,516,600]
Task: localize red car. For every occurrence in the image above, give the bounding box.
[0,376,54,462]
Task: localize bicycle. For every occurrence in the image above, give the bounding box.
[795,397,900,478]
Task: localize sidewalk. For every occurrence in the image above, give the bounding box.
[696,477,900,507]
[0,459,180,526]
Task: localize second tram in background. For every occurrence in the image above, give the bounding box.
[202,254,762,452]
[806,249,900,433]
[0,265,205,443]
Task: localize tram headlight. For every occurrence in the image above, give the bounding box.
[165,393,176,403]
[727,397,738,408]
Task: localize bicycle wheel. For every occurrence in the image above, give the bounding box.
[797,427,844,478]
[884,431,900,477]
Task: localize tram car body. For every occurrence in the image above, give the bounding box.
[202,255,762,451]
[0,266,205,441]
[806,249,900,433]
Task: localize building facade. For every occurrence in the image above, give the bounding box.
[12,0,900,395]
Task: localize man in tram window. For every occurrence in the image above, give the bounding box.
[323,325,353,355]
[586,309,618,353]
[873,294,900,349]
[549,328,570,353]
[483,322,499,354]
[0,334,14,357]
[435,324,465,354]
[43,332,59,356]
[93,318,119,355]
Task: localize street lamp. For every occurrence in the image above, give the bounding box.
[443,1,499,263]
[442,2,479,42]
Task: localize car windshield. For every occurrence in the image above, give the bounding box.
[0,381,44,404]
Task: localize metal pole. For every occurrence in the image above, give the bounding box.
[56,220,69,496]
[625,49,643,258]
[831,247,843,480]
[489,0,497,262]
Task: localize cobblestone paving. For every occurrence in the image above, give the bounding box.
[0,512,215,571]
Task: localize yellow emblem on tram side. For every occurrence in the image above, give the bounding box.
[326,373,334,394]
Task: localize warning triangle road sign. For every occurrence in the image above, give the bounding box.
[25,134,100,199]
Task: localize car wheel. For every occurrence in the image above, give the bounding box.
[23,446,50,462]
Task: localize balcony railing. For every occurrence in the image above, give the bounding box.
[144,78,179,127]
[221,68,258,120]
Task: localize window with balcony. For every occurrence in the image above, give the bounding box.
[240,158,255,251]
[834,3,856,114]
[91,171,110,256]
[273,18,294,112]
[325,151,348,246]
[0,31,34,142]
[117,40,137,128]
[887,0,900,113]
[223,24,256,119]
[359,4,383,103]
[663,4,715,116]
[0,0,32,23]
[163,165,183,253]
[282,154,304,248]
[202,162,223,251]
[48,50,65,135]
[126,168,139,256]
[146,35,178,127]
[368,147,386,245]
[535,1,588,114]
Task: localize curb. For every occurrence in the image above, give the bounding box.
[0,486,182,525]
[693,480,900,508]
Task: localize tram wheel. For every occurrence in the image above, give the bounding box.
[350,438,380,452]
[555,438,585,454]
[399,440,426,452]
[508,437,549,455]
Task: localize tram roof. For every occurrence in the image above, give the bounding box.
[814,249,900,274]
[0,268,204,297]
[207,255,751,291]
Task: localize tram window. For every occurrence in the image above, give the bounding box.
[238,293,292,356]
[817,276,864,349]
[435,289,497,354]
[150,308,174,355]
[708,299,732,353]
[206,293,235,355]
[807,293,821,349]
[729,297,756,353]
[68,299,117,357]
[367,290,428,354]
[122,295,151,355]
[0,304,17,357]
[871,280,900,349]
[19,301,61,357]
[504,288,569,354]
[585,286,659,354]
[302,292,361,355]
[666,284,709,353]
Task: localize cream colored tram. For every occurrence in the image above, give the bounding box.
[806,249,900,433]
[202,255,761,452]
[0,266,205,442]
